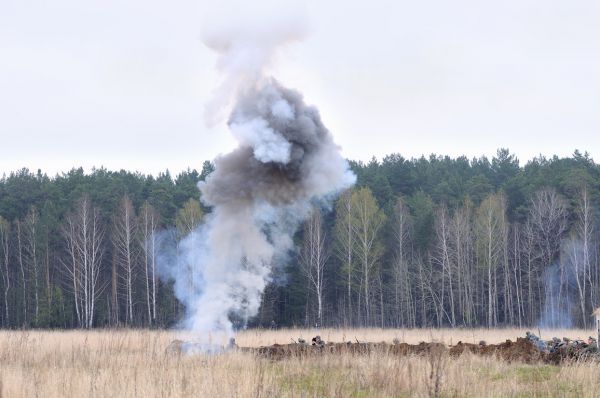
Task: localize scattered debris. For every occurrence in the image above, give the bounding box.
[524,331,599,363]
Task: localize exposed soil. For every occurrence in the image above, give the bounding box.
[243,337,594,365]
[244,341,446,361]
[448,338,546,364]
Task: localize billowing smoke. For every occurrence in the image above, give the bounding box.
[158,4,355,340]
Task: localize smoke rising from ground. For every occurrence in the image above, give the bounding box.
[538,239,587,329]
[158,5,355,340]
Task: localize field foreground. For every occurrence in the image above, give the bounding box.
[1,328,600,397]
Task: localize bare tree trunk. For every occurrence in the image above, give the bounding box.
[347,204,353,326]
[44,229,52,309]
[511,225,523,328]
[418,256,427,327]
[88,202,103,329]
[574,186,594,328]
[392,198,412,327]
[140,203,153,325]
[475,194,506,328]
[350,188,385,327]
[300,208,329,328]
[113,195,137,326]
[143,205,160,324]
[112,251,118,326]
[452,202,474,327]
[333,191,354,327]
[151,225,157,323]
[433,205,456,326]
[527,188,568,328]
[0,217,10,326]
[63,215,82,327]
[62,195,105,329]
[24,208,40,324]
[16,221,27,326]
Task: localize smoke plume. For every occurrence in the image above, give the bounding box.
[539,239,587,329]
[159,5,355,340]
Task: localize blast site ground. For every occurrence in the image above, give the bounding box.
[1,328,599,397]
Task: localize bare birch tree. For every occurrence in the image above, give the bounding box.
[333,190,355,326]
[24,207,40,324]
[432,205,455,326]
[63,211,81,326]
[527,188,568,327]
[62,195,105,328]
[475,193,507,328]
[113,195,138,326]
[300,208,329,327]
[572,186,595,327]
[452,200,476,326]
[350,187,386,326]
[509,223,524,327]
[528,188,569,267]
[0,217,10,325]
[391,197,414,327]
[139,201,160,325]
[15,220,27,326]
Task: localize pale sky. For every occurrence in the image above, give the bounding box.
[1,0,599,175]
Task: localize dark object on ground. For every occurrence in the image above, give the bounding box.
[311,335,325,347]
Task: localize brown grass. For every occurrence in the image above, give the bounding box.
[0,328,598,397]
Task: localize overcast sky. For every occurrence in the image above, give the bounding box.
[1,0,599,175]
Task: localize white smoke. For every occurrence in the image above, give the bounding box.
[158,1,355,342]
[201,0,308,127]
[230,118,292,163]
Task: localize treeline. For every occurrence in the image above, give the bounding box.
[1,149,600,329]
[0,163,215,328]
[262,149,600,329]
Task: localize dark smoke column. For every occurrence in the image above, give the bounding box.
[201,79,353,208]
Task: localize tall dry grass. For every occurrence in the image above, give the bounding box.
[0,328,598,397]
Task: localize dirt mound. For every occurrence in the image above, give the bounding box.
[248,340,451,360]
[246,336,589,364]
[448,338,546,364]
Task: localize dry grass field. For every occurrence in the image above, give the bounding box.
[0,328,599,397]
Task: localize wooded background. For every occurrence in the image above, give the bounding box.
[1,149,599,329]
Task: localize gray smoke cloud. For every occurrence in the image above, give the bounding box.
[158,5,355,341]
